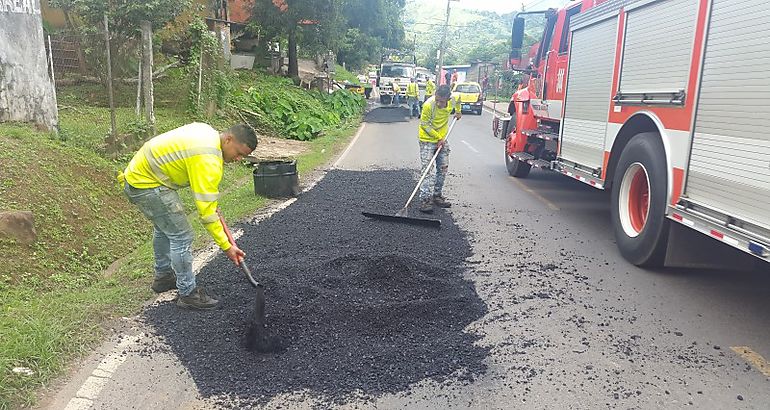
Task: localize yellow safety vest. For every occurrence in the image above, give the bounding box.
[425,80,436,96]
[406,82,419,97]
[392,82,401,93]
[419,96,457,143]
[118,123,229,250]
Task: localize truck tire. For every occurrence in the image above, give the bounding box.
[610,132,669,267]
[505,137,531,178]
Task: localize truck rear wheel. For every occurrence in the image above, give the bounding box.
[505,137,531,178]
[610,133,669,267]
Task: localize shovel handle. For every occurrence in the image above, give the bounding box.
[240,259,261,288]
[217,210,260,288]
[219,212,237,246]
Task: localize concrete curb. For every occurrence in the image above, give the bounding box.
[483,100,508,116]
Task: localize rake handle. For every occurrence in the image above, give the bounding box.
[401,118,458,211]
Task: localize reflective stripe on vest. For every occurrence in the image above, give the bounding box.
[143,144,182,189]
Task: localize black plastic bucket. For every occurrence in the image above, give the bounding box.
[253,160,299,198]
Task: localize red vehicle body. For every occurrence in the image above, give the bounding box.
[501,0,770,268]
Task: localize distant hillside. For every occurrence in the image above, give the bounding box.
[403,0,513,68]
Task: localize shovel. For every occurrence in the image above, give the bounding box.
[218,212,283,353]
[362,117,458,228]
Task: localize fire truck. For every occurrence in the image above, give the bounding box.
[500,0,769,268]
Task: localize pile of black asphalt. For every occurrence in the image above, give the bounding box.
[143,169,489,407]
[363,106,411,123]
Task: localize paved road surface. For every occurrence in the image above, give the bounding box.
[40,106,769,409]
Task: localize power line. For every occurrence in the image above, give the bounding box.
[405,22,470,28]
[521,0,555,11]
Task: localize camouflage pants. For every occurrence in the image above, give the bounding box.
[418,140,450,201]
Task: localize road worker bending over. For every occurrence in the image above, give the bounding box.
[119,123,257,310]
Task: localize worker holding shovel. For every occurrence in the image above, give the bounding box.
[418,85,461,213]
[118,123,257,310]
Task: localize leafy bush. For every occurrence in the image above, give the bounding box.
[232,73,364,141]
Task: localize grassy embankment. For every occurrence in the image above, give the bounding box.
[0,69,362,409]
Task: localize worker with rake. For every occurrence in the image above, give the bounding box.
[418,85,461,213]
[118,123,257,310]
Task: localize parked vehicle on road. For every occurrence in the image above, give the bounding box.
[452,81,483,115]
[415,66,433,88]
[377,52,416,104]
[500,0,770,268]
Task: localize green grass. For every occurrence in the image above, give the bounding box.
[333,64,362,85]
[0,68,361,409]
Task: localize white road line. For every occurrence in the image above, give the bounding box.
[460,140,479,153]
[65,335,142,409]
[332,122,367,168]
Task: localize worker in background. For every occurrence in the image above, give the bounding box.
[418,85,461,213]
[119,123,257,310]
[424,77,436,104]
[406,77,421,118]
[391,81,401,106]
[450,69,458,88]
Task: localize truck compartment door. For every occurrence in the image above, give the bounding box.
[686,0,770,232]
[560,17,617,170]
[619,0,698,95]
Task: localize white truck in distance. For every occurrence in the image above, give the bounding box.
[377,53,416,104]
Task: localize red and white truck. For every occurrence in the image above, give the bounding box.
[499,0,769,268]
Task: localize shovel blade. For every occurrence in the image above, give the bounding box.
[253,284,266,326]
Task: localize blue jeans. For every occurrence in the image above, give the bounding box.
[418,141,450,200]
[124,184,196,296]
[408,97,421,117]
[392,94,400,105]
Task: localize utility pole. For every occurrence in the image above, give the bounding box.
[436,0,453,86]
[103,14,116,138]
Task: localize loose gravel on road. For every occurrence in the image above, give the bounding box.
[143,169,489,407]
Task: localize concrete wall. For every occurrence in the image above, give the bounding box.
[0,0,58,130]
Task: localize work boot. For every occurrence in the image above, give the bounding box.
[151,274,177,293]
[176,287,219,310]
[419,198,434,214]
[433,194,452,208]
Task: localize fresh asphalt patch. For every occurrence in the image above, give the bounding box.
[143,169,489,406]
[363,106,411,123]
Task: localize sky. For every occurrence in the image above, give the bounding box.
[417,0,573,14]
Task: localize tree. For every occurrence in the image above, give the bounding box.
[338,0,406,69]
[249,0,407,74]
[250,0,344,79]
[466,41,510,64]
[336,28,380,70]
[49,0,191,37]
[50,0,192,131]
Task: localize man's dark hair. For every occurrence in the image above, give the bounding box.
[228,124,258,150]
[436,85,452,99]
